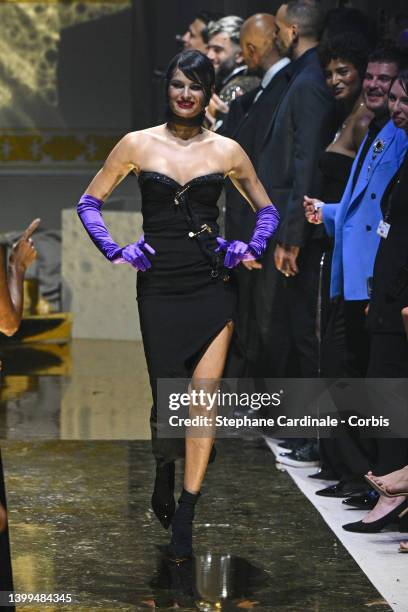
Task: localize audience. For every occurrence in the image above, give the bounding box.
[304,47,408,498]
[205,16,260,131]
[340,70,408,535]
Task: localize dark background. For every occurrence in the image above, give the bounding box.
[1,0,408,232]
[130,0,408,129]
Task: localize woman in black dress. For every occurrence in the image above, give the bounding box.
[77,51,278,559]
[317,32,372,335]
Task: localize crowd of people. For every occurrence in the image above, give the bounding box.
[1,0,408,581]
[181,1,408,552]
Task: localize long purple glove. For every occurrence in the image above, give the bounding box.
[77,193,155,271]
[216,204,279,268]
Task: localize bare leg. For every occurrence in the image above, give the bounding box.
[367,465,408,495]
[169,322,233,559]
[184,321,234,493]
[362,495,406,523]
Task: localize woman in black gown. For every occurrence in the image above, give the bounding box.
[77,51,278,559]
[317,32,372,337]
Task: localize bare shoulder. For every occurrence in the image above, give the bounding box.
[207,130,243,156]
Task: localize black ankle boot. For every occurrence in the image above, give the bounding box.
[169,488,200,560]
[151,461,176,530]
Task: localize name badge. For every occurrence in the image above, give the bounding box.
[377,220,391,239]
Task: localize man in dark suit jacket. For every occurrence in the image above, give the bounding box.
[255,0,336,377]
[223,13,291,375]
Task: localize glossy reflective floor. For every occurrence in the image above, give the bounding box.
[2,439,390,611]
[0,340,151,439]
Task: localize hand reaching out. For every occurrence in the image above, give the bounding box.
[9,218,40,272]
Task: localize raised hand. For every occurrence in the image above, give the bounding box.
[304,195,324,224]
[10,218,40,272]
[114,235,156,271]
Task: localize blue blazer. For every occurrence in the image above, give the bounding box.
[323,120,408,300]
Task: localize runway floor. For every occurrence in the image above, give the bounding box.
[0,340,401,610]
[2,439,389,611]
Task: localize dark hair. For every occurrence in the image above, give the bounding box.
[165,50,215,107]
[396,68,408,95]
[286,0,323,40]
[322,8,377,48]
[318,32,369,80]
[195,10,225,25]
[368,46,406,71]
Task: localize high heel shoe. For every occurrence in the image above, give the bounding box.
[168,488,200,561]
[151,461,176,530]
[342,498,408,533]
[364,474,408,498]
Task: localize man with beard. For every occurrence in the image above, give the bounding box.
[222,13,291,376]
[205,16,260,131]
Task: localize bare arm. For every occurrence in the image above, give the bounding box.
[85,133,138,201]
[0,219,39,336]
[226,140,272,211]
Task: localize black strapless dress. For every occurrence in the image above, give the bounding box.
[136,172,236,465]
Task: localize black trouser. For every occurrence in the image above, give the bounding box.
[366,332,408,475]
[255,240,323,377]
[0,450,13,594]
[225,240,322,378]
[320,298,376,481]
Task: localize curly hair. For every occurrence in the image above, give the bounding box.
[318,32,369,80]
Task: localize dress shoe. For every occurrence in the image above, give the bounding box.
[308,468,337,480]
[277,439,306,451]
[342,489,379,510]
[315,479,366,498]
[342,498,408,533]
[277,440,319,468]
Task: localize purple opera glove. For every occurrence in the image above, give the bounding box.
[77,193,123,261]
[247,204,280,257]
[215,204,279,269]
[215,238,252,268]
[77,194,155,270]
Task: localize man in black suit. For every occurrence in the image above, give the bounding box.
[223,13,291,375]
[255,0,336,378]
